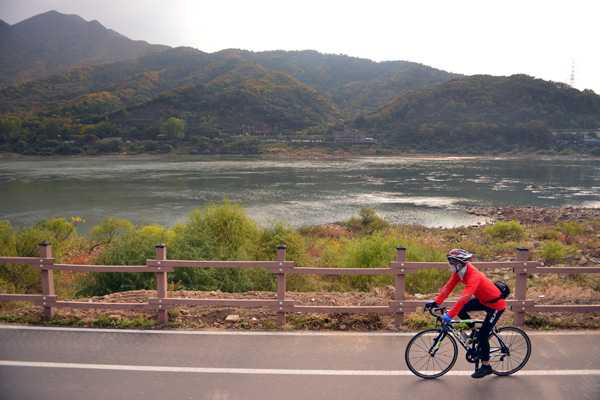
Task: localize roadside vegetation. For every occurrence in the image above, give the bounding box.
[1,200,599,329]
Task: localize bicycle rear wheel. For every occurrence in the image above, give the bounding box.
[405,329,458,379]
[488,326,531,375]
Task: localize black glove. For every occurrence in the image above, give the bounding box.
[425,301,438,310]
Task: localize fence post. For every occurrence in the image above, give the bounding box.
[394,246,407,326]
[276,245,287,326]
[513,247,530,327]
[155,244,168,325]
[39,241,56,321]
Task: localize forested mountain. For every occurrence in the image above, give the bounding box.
[237,50,456,117]
[0,24,459,144]
[0,11,169,88]
[1,11,599,156]
[360,74,600,152]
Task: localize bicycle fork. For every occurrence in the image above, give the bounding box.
[428,330,447,357]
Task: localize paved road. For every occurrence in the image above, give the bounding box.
[1,325,599,400]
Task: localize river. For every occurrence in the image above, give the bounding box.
[1,155,599,234]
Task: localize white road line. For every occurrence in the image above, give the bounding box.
[1,360,599,376]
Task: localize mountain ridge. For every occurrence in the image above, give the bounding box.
[0,10,170,87]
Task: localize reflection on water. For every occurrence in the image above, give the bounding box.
[1,156,599,234]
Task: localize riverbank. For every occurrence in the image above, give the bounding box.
[1,205,599,331]
[466,205,600,226]
[2,148,599,160]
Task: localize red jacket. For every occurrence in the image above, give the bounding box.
[434,262,505,318]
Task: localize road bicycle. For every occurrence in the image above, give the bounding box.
[405,306,531,379]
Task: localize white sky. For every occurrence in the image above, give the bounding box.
[1,0,598,94]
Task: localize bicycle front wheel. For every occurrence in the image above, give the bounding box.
[488,326,531,376]
[405,329,458,379]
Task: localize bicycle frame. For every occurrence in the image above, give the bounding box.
[429,318,479,359]
[428,308,510,365]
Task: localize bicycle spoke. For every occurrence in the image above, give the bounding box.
[488,327,531,376]
[405,329,458,378]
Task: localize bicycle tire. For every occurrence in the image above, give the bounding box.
[488,326,531,376]
[405,328,458,379]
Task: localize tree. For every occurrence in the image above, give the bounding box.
[344,207,390,235]
[0,117,24,142]
[162,117,185,141]
[39,118,62,140]
[87,218,134,253]
[194,117,219,139]
[93,122,120,139]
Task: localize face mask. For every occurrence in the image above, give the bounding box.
[449,263,459,274]
[449,262,467,278]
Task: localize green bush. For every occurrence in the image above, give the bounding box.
[1,218,79,297]
[87,218,135,252]
[401,237,453,294]
[254,221,315,292]
[181,198,260,261]
[535,228,562,241]
[484,221,526,242]
[344,207,390,235]
[538,241,567,265]
[339,233,397,291]
[77,224,173,296]
[558,221,585,243]
[168,199,260,292]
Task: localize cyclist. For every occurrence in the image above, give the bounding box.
[425,249,506,378]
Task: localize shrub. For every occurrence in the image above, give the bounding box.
[77,224,174,296]
[86,218,135,252]
[167,199,260,292]
[558,221,585,244]
[535,228,562,241]
[401,237,452,294]
[538,241,567,265]
[254,221,316,292]
[1,218,79,297]
[340,233,397,291]
[484,221,526,242]
[191,198,259,260]
[344,207,390,235]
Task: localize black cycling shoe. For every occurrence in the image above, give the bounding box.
[471,364,493,378]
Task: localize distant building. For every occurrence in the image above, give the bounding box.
[333,130,377,144]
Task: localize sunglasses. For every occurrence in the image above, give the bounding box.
[448,259,463,266]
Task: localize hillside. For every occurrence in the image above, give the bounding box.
[0,37,458,147]
[0,10,169,88]
[361,74,600,152]
[238,49,458,117]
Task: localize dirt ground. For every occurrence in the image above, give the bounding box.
[3,285,599,331]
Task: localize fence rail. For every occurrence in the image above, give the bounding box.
[1,242,599,327]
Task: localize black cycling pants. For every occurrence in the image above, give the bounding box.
[457,298,504,362]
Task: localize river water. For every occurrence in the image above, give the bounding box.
[1,156,599,234]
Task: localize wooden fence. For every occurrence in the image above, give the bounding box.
[1,242,599,327]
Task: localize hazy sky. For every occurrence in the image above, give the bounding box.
[1,0,598,93]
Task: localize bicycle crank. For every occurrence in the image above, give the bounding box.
[465,348,479,364]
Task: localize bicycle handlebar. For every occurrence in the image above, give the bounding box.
[425,305,446,319]
[425,305,456,326]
